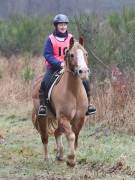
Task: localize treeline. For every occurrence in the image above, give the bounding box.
[75,8,135,78]
[0,8,135,71]
[0,16,53,56]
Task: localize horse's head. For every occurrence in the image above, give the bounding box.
[65,37,90,80]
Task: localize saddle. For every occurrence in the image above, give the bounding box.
[47,69,64,101]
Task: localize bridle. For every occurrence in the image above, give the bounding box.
[64,47,90,77]
[65,68,79,76]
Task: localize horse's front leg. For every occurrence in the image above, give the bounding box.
[66,131,76,167]
[58,115,76,167]
[37,116,49,160]
[54,127,64,161]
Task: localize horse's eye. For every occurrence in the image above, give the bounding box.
[65,50,69,55]
[70,54,74,58]
[86,53,88,57]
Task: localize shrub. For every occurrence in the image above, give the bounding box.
[0,15,53,56]
[21,54,35,82]
[74,8,135,79]
[0,9,135,75]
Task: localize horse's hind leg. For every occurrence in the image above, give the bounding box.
[72,117,85,149]
[38,117,49,160]
[54,129,64,161]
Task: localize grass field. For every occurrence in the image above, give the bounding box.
[0,56,135,179]
[0,106,135,180]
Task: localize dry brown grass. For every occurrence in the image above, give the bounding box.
[0,55,135,134]
[91,76,135,134]
[0,56,43,111]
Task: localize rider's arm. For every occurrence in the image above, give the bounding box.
[43,38,62,70]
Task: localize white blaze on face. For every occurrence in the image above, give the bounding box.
[76,49,87,68]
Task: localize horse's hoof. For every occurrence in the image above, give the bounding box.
[56,155,64,161]
[66,160,76,167]
[44,156,49,161]
[66,154,76,167]
[0,138,5,144]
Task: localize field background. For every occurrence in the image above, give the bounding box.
[0,8,135,180]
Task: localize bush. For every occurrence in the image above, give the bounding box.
[74,8,135,78]
[0,9,135,75]
[0,15,53,56]
[21,54,35,82]
[21,66,35,82]
[0,15,77,57]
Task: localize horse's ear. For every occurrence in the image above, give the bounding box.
[65,49,69,55]
[69,37,74,49]
[79,36,84,46]
[64,49,69,59]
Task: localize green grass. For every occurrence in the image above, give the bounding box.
[0,112,135,179]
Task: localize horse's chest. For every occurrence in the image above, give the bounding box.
[52,84,88,119]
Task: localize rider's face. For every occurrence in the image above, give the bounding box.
[57,23,68,33]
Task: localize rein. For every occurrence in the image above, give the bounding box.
[64,40,90,78]
[64,53,78,76]
[65,68,78,76]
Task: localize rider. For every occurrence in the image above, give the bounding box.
[38,14,96,117]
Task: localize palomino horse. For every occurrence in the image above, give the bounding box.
[32,37,90,167]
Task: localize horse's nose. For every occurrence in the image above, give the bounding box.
[78,67,90,75]
[78,69,83,74]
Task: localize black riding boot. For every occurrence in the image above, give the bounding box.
[83,80,96,115]
[38,68,56,117]
[38,89,48,117]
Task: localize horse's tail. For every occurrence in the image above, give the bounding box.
[32,107,58,136]
[47,118,58,135]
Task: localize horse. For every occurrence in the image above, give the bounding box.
[32,37,90,167]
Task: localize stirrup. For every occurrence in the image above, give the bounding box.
[38,105,47,117]
[86,105,96,116]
